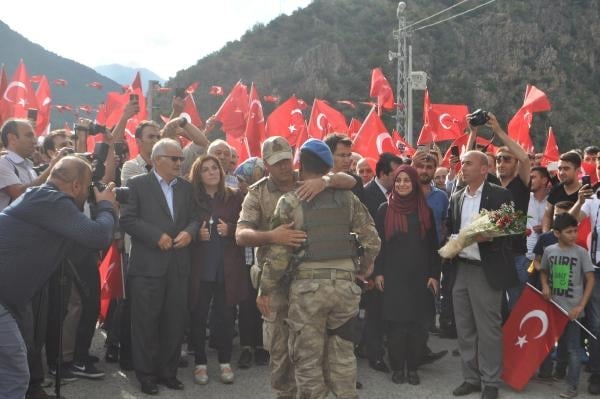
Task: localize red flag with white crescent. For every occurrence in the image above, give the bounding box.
[265,95,305,145]
[307,99,347,140]
[99,242,124,322]
[244,83,266,157]
[502,285,569,390]
[369,67,394,112]
[214,81,249,137]
[0,60,38,121]
[508,85,551,153]
[35,76,52,135]
[352,107,399,160]
[541,127,560,167]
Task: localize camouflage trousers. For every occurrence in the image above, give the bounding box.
[287,278,362,399]
[263,289,296,398]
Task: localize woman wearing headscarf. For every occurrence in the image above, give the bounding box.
[373,165,441,385]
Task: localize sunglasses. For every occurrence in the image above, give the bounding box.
[159,155,184,162]
[495,155,513,163]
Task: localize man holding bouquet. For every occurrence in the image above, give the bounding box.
[445,151,519,399]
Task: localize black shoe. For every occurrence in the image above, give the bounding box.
[369,359,390,373]
[105,345,119,363]
[140,379,158,395]
[452,381,481,396]
[392,370,405,384]
[254,348,269,366]
[157,377,184,390]
[407,370,420,385]
[70,362,105,379]
[48,365,78,383]
[421,350,448,365]
[178,357,189,368]
[25,385,52,399]
[238,348,253,369]
[87,355,100,363]
[481,386,498,399]
[589,373,600,395]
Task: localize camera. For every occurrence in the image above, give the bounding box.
[88,142,129,204]
[467,109,490,126]
[74,122,107,135]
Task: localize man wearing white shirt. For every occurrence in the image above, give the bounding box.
[526,167,551,260]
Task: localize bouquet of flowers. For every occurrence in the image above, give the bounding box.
[439,202,529,259]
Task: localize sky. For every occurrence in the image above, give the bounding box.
[2,0,313,80]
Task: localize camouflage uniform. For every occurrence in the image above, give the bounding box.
[238,174,299,398]
[263,188,380,399]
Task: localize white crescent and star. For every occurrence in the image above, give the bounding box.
[515,309,549,348]
[316,113,327,131]
[375,132,391,153]
[291,108,303,116]
[439,113,454,130]
[3,81,27,103]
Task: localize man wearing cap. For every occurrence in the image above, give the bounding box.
[257,139,380,399]
[236,136,356,398]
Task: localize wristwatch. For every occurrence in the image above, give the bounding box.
[322,175,331,188]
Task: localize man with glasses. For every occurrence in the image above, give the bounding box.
[486,113,531,309]
[120,138,199,395]
[121,120,160,185]
[324,133,366,202]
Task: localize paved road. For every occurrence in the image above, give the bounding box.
[56,330,595,398]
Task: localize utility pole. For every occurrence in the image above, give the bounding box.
[389,1,409,143]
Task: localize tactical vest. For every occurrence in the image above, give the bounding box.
[301,189,356,261]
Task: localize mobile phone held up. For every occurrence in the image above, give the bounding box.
[582,175,591,187]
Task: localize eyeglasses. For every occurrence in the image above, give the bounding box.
[158,155,184,162]
[146,134,160,140]
[495,155,513,163]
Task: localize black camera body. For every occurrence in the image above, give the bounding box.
[74,123,107,135]
[88,142,129,204]
[467,109,490,126]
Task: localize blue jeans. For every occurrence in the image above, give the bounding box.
[586,272,600,374]
[507,255,530,310]
[561,321,583,389]
[0,303,29,399]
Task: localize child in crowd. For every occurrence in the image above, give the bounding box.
[540,213,595,398]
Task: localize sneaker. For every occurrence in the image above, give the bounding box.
[194,365,208,385]
[254,348,269,366]
[238,347,253,369]
[220,364,235,384]
[70,362,105,379]
[48,365,78,383]
[560,386,578,398]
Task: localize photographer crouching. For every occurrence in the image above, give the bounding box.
[0,155,118,399]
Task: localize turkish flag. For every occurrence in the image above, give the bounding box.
[0,65,6,126]
[35,76,52,136]
[0,60,38,121]
[508,85,551,153]
[263,95,278,103]
[307,99,347,139]
[243,83,266,157]
[392,130,415,156]
[130,71,147,121]
[582,161,598,186]
[417,90,468,144]
[98,242,124,322]
[347,118,362,140]
[352,107,399,160]
[214,81,249,137]
[209,85,224,96]
[293,118,310,168]
[53,78,68,86]
[102,92,129,128]
[182,94,203,128]
[541,127,560,167]
[502,285,569,391]
[226,135,251,166]
[265,95,305,145]
[370,68,394,112]
[186,81,200,94]
[87,82,103,89]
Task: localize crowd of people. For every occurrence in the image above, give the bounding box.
[0,96,600,399]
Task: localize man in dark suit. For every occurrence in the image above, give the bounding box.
[120,138,199,395]
[445,151,518,399]
[361,153,402,372]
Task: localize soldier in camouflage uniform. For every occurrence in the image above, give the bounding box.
[236,137,356,399]
[260,139,381,399]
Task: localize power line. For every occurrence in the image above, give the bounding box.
[403,0,473,31]
[413,0,498,32]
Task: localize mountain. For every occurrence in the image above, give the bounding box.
[167,0,599,150]
[0,20,121,128]
[95,64,164,92]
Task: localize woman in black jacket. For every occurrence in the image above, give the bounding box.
[373,165,441,385]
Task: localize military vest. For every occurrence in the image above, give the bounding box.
[301,189,355,262]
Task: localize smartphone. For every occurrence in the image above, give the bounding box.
[27,108,38,122]
[175,87,186,98]
[129,93,139,102]
[451,145,460,157]
[582,175,591,187]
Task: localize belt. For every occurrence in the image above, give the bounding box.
[295,269,354,281]
[457,257,482,266]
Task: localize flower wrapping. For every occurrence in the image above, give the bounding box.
[439,202,528,259]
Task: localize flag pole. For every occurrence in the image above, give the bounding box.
[526,282,597,340]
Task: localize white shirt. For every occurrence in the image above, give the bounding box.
[526,192,548,260]
[582,196,600,264]
[121,154,150,186]
[154,170,177,219]
[0,150,38,210]
[458,182,485,260]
